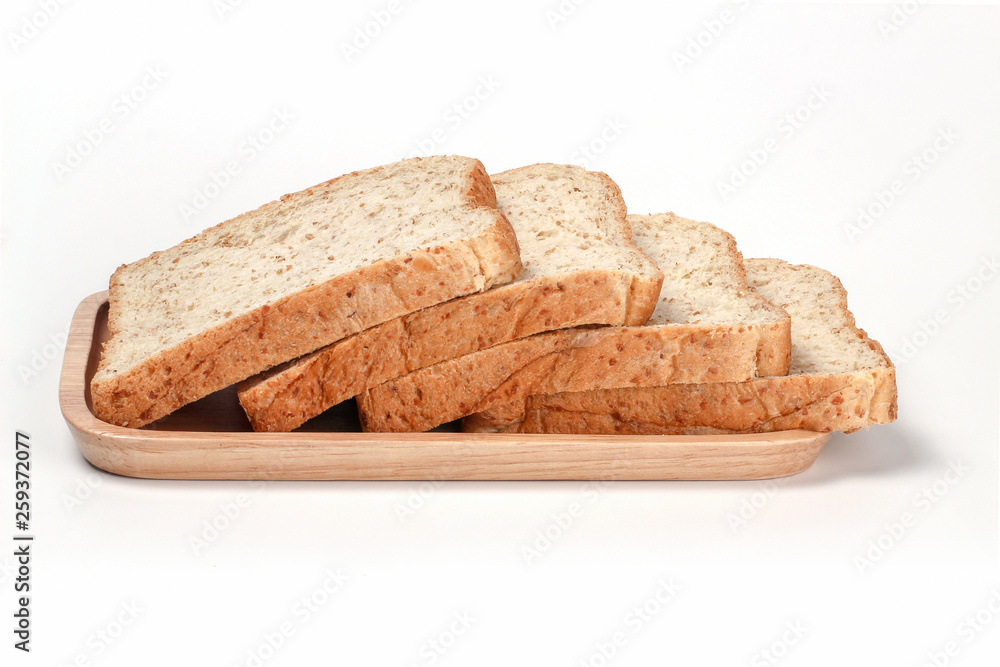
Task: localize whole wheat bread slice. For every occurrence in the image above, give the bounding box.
[91,156,522,428]
[236,163,663,431]
[357,214,791,432]
[464,259,897,435]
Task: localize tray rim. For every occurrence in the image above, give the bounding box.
[60,291,831,481]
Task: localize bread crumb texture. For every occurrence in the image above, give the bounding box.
[92,155,520,427]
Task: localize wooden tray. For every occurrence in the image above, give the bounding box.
[59,292,831,481]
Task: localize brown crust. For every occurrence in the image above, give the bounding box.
[465,366,897,435]
[238,269,650,431]
[356,323,765,432]
[236,164,664,432]
[589,174,662,326]
[357,216,796,434]
[625,266,664,326]
[91,158,522,428]
[726,248,791,377]
[631,214,792,376]
[463,259,898,436]
[755,320,792,377]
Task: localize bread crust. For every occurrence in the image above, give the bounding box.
[587,174,662,327]
[356,212,796,434]
[463,260,898,436]
[629,213,792,377]
[713,232,790,377]
[754,321,792,377]
[356,323,765,432]
[237,164,664,432]
[238,268,657,431]
[462,366,897,435]
[91,158,521,428]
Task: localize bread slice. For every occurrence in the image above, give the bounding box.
[357,214,792,432]
[91,156,522,428]
[236,163,663,431]
[464,259,897,435]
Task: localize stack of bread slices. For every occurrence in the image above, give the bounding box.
[91,156,897,435]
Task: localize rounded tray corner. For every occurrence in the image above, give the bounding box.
[59,292,833,481]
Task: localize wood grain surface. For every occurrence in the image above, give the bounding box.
[59,292,830,481]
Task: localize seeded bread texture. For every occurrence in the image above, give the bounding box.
[463,259,897,435]
[91,156,522,428]
[633,214,790,376]
[357,214,791,432]
[463,213,792,428]
[236,163,663,432]
[357,324,761,432]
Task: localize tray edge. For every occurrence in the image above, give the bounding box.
[59,292,832,481]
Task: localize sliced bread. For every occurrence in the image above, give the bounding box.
[464,259,897,435]
[236,163,664,431]
[356,214,792,432]
[91,155,522,428]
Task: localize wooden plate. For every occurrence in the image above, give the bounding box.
[59,292,831,481]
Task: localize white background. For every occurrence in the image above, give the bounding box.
[2,0,999,664]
